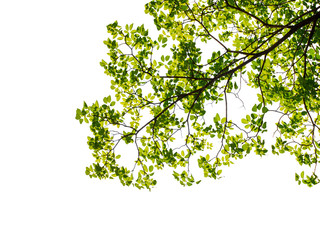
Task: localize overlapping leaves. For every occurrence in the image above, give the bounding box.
[77,0,320,189]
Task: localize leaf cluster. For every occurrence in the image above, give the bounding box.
[77,0,320,189]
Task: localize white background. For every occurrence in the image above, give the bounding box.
[1,0,319,239]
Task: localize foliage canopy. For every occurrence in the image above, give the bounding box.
[76,0,320,189]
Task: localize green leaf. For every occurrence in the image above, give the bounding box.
[104,96,111,103]
[76,108,82,115]
[252,105,257,112]
[214,113,220,123]
[262,107,268,114]
[241,118,248,124]
[242,143,248,151]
